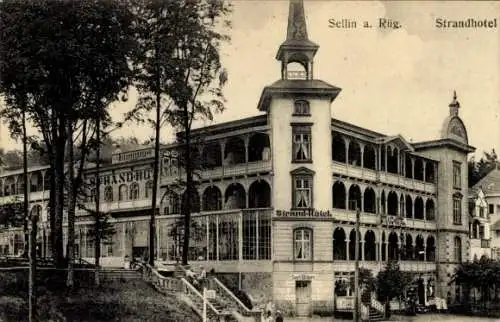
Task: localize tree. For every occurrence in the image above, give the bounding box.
[351,268,376,294]
[0,0,137,269]
[469,149,500,187]
[377,261,412,317]
[132,0,231,266]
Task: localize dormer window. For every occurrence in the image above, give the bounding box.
[293,100,310,116]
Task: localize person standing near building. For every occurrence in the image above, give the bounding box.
[275,310,283,322]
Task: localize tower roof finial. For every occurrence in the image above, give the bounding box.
[276,0,319,63]
[449,89,460,116]
[286,0,308,41]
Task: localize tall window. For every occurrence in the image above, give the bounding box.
[145,180,153,198]
[453,162,461,189]
[454,236,462,262]
[453,194,462,225]
[118,184,128,201]
[480,207,484,218]
[104,186,113,202]
[489,204,494,214]
[294,228,312,260]
[293,100,310,116]
[293,176,313,209]
[292,124,312,162]
[129,183,139,200]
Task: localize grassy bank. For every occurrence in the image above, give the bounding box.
[0,270,201,322]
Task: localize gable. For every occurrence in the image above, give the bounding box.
[290,166,315,176]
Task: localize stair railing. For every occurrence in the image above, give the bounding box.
[211,277,262,317]
[180,277,220,316]
[371,293,385,315]
[141,262,182,295]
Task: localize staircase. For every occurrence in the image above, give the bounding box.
[360,291,385,321]
[141,263,260,322]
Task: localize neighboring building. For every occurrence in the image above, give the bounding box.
[470,169,500,260]
[0,0,477,317]
[468,187,491,260]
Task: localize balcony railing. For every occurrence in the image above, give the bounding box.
[481,239,491,248]
[333,161,436,194]
[161,159,272,184]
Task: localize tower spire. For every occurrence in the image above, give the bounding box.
[276,0,319,80]
[286,0,309,41]
[449,90,460,116]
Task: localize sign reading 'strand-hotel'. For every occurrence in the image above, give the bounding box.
[86,168,153,186]
[275,209,331,218]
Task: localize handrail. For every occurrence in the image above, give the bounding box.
[180,277,220,315]
[371,293,385,315]
[212,277,260,314]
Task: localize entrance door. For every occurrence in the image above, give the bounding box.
[295,280,312,317]
[417,279,425,305]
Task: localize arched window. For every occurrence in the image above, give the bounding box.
[129,183,139,200]
[145,180,153,198]
[118,184,128,201]
[104,186,113,202]
[293,100,310,116]
[454,236,462,262]
[294,228,312,261]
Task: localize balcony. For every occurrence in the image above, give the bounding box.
[481,239,491,248]
[161,159,272,185]
[332,161,436,194]
[332,260,436,273]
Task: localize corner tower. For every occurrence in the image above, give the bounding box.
[257,0,341,315]
[413,91,475,302]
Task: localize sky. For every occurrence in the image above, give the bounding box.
[0,0,499,158]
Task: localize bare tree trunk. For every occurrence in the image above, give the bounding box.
[94,119,101,286]
[54,116,67,268]
[181,103,192,266]
[23,110,36,322]
[149,33,161,267]
[66,123,75,288]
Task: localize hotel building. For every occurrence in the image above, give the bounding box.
[0,0,476,316]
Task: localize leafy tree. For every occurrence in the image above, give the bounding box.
[132,0,231,266]
[453,257,500,309]
[469,149,500,187]
[351,268,376,294]
[376,261,412,317]
[0,0,137,271]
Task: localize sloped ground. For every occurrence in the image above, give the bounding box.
[0,270,201,322]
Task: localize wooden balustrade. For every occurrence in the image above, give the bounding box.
[211,277,261,317]
[371,293,385,315]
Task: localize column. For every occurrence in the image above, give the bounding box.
[423,198,427,220]
[156,219,160,259]
[397,149,400,174]
[255,212,259,260]
[347,238,350,261]
[244,135,249,173]
[345,139,350,164]
[216,215,219,261]
[238,212,243,261]
[412,198,415,219]
[361,240,365,261]
[122,222,126,257]
[206,216,210,260]
[220,140,226,175]
[411,158,415,179]
[384,146,388,172]
[360,143,365,168]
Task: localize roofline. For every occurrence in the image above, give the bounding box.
[257,84,341,112]
[413,139,476,153]
[178,114,267,138]
[331,118,386,139]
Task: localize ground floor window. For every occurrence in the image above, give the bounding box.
[161,210,272,261]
